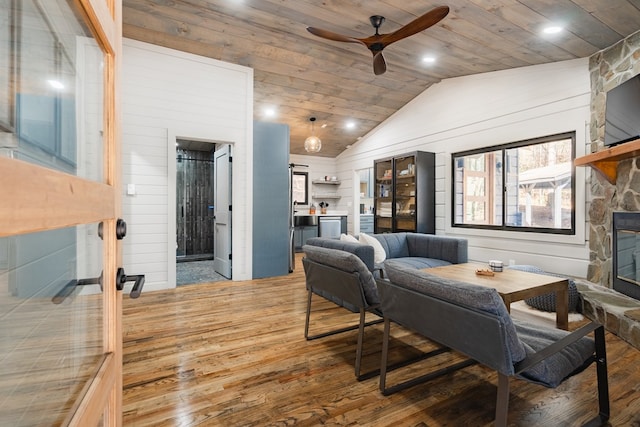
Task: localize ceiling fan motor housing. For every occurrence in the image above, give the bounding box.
[370,15,385,32]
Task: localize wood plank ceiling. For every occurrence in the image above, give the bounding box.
[122,0,640,157]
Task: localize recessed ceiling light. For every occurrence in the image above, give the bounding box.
[345,121,356,130]
[422,56,436,64]
[542,26,563,35]
[263,107,276,118]
[321,123,328,128]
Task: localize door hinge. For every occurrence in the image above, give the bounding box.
[228,254,232,260]
[229,156,232,162]
[229,205,232,211]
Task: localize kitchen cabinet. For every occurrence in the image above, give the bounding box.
[374,151,435,234]
[360,214,374,233]
[294,225,318,251]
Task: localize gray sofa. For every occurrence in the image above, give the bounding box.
[305,232,468,276]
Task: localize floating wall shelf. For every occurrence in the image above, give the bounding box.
[312,179,341,185]
[312,194,341,199]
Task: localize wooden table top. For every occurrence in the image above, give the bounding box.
[422,262,568,300]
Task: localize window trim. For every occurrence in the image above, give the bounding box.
[451,131,576,235]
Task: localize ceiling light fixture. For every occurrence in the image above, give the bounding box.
[422,56,436,63]
[304,117,322,153]
[346,121,356,130]
[542,26,563,34]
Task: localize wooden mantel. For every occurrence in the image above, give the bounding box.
[574,139,640,184]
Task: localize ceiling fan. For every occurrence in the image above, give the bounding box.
[307,6,449,75]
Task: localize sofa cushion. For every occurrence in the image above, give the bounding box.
[507,265,579,312]
[406,233,469,264]
[385,260,526,364]
[359,232,387,264]
[386,256,452,270]
[372,233,410,258]
[514,319,595,388]
[302,245,379,305]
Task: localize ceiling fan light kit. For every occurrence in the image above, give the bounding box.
[307,5,449,75]
[304,117,322,153]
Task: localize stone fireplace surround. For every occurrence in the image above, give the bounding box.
[578,29,640,350]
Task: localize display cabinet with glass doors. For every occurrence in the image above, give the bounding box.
[374,151,435,234]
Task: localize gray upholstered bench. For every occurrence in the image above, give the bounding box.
[377,260,609,426]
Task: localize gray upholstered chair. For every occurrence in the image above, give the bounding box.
[301,245,383,380]
[377,260,609,427]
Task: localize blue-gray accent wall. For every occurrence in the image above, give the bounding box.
[252,121,290,278]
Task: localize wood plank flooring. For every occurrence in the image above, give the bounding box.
[122,254,640,426]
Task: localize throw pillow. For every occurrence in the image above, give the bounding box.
[507,264,580,312]
[340,233,359,243]
[359,232,386,264]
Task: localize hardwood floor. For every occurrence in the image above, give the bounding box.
[122,254,640,426]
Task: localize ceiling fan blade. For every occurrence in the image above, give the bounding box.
[373,52,387,75]
[306,27,364,45]
[381,6,449,46]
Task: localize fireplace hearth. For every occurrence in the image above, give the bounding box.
[613,212,640,300]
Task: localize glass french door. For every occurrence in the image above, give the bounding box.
[0,0,122,425]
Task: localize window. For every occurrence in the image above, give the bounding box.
[452,132,575,234]
[292,171,308,205]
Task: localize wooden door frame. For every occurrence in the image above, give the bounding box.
[0,0,123,424]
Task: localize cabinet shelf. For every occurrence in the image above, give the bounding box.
[574,139,640,184]
[396,174,416,180]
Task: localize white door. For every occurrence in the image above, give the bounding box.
[214,144,232,278]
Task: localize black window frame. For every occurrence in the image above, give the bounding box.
[292,171,309,206]
[451,132,576,235]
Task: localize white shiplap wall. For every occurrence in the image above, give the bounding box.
[337,58,592,277]
[289,154,337,209]
[122,39,253,291]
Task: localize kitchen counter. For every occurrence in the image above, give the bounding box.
[294,210,348,217]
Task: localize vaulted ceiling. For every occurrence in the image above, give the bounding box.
[122,0,640,157]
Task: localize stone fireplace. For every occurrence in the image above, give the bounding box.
[579,29,640,349]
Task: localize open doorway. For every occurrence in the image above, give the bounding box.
[356,167,374,234]
[175,139,229,285]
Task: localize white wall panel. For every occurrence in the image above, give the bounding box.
[338,58,592,277]
[122,39,253,291]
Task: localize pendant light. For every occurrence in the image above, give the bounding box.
[304,117,322,153]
